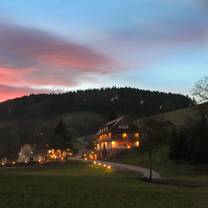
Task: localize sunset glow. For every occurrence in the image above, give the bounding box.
[0,0,208,101]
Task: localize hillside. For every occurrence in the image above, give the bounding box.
[136,102,208,127]
[0,87,192,121]
[0,87,193,159]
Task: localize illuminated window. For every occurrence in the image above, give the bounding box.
[135,141,140,147]
[134,133,140,139]
[122,133,128,139]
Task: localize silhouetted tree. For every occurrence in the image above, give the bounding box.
[141,119,166,181]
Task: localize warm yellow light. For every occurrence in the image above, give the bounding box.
[48,150,52,153]
[24,161,28,164]
[1,162,5,166]
[136,141,140,147]
[93,161,97,164]
[103,164,107,167]
[84,158,87,160]
[112,141,115,145]
[107,165,111,169]
[122,133,127,139]
[38,159,41,163]
[98,163,101,166]
[12,161,16,165]
[127,145,131,149]
[134,133,140,138]
[108,132,112,138]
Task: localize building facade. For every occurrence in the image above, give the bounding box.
[95,116,141,159]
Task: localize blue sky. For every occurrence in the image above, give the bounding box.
[0,0,207,101]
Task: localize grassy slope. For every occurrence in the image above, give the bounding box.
[109,147,208,185]
[136,102,208,126]
[0,161,208,208]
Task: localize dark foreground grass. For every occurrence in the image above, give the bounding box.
[0,161,208,208]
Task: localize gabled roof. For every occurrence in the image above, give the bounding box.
[96,115,140,136]
[104,115,126,128]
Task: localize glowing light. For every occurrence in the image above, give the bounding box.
[98,163,101,166]
[108,132,112,138]
[127,145,131,149]
[38,159,41,163]
[103,164,107,167]
[48,150,52,153]
[1,162,5,166]
[24,161,28,164]
[134,133,140,138]
[136,141,140,147]
[93,161,97,164]
[12,161,16,165]
[122,133,127,139]
[84,158,87,161]
[107,165,111,169]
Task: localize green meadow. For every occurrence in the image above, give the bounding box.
[0,161,207,208]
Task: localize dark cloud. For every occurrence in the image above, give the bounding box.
[0,20,118,101]
[0,21,115,71]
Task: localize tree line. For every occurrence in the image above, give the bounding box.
[0,87,193,121]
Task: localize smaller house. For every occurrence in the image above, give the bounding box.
[94,116,141,159]
[47,148,73,160]
[18,144,46,163]
[18,144,36,162]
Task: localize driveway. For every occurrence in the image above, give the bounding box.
[97,160,161,179]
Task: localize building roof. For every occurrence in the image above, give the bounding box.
[104,116,126,128]
[96,115,138,135]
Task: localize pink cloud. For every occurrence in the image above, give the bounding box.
[0,84,51,102]
[0,21,118,101]
[0,21,115,71]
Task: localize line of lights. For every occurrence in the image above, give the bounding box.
[92,160,111,170]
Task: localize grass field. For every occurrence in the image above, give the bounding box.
[0,161,208,208]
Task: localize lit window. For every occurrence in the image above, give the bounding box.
[122,133,128,139]
[134,133,140,138]
[135,141,140,147]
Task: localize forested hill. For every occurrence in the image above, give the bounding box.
[0,87,193,121]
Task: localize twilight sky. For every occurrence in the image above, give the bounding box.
[0,0,208,102]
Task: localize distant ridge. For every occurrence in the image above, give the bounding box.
[0,87,193,121]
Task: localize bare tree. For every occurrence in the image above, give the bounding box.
[141,118,167,181]
[193,76,208,103]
